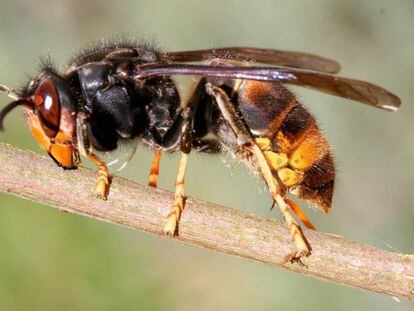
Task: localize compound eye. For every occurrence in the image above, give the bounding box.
[33,78,61,137]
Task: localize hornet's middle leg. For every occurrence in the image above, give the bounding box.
[148,149,162,187]
[163,152,188,235]
[147,103,194,236]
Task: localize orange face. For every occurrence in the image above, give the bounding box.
[0,76,79,168]
[26,78,78,169]
[27,110,77,168]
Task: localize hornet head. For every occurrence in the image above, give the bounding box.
[0,69,79,169]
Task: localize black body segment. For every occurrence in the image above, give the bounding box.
[65,43,183,153]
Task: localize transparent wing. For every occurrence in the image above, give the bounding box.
[134,63,401,111]
[163,47,341,74]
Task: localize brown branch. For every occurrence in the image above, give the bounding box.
[0,142,413,300]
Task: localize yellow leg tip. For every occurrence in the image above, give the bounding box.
[283,248,311,264]
[162,198,184,236]
[283,236,311,264]
[94,180,109,200]
[148,178,158,188]
[163,215,178,236]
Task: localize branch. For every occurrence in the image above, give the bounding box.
[0,142,413,300]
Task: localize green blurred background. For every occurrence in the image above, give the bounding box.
[0,0,413,310]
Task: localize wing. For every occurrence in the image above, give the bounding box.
[163,47,341,74]
[134,63,401,111]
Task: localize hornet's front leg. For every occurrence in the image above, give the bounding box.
[76,112,111,199]
[87,152,111,199]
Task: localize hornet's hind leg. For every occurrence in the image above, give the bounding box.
[205,83,311,262]
[249,143,311,261]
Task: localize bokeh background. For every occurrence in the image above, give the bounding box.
[0,0,413,310]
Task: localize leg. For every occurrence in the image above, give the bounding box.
[76,112,111,199]
[285,198,316,230]
[163,152,188,235]
[204,83,252,147]
[148,149,162,187]
[205,83,310,262]
[87,152,111,200]
[249,144,310,261]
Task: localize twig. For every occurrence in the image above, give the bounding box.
[0,142,413,300]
